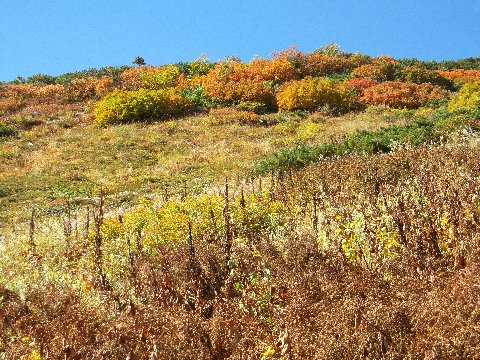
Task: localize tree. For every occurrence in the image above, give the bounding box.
[132,56,146,66]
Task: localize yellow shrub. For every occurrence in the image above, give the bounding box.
[448,82,480,114]
[94,89,193,126]
[140,65,182,90]
[276,77,357,112]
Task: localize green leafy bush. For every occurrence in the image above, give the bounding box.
[25,73,56,86]
[94,89,193,126]
[397,57,480,70]
[400,65,453,89]
[254,120,438,174]
[52,66,129,85]
[175,54,214,78]
[179,86,212,107]
[0,123,17,137]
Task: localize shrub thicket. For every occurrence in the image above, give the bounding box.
[351,57,398,81]
[276,77,357,113]
[439,69,480,83]
[94,89,193,126]
[199,60,276,108]
[400,65,453,89]
[361,81,450,109]
[254,119,438,173]
[0,123,17,137]
[448,82,480,116]
[301,52,369,77]
[140,65,183,90]
[343,77,378,94]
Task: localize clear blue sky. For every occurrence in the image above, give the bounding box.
[1,0,479,81]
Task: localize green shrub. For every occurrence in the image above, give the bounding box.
[254,120,439,174]
[400,65,453,89]
[433,109,473,132]
[276,77,357,113]
[94,89,193,126]
[341,120,436,153]
[52,66,129,85]
[176,55,214,78]
[26,73,56,86]
[0,123,17,137]
[179,86,212,107]
[448,82,480,117]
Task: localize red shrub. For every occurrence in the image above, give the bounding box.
[344,77,378,94]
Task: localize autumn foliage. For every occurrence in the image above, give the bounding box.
[438,69,480,83]
[1,46,479,127]
[360,81,450,108]
[448,81,480,114]
[276,76,357,112]
[93,89,193,126]
[343,77,378,94]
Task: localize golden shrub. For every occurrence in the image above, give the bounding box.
[276,77,357,112]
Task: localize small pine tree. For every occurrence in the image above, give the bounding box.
[132,56,146,66]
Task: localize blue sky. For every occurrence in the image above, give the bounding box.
[1,0,479,81]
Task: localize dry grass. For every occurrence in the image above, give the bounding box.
[2,142,480,359]
[0,109,401,229]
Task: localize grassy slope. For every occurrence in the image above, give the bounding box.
[0,110,403,229]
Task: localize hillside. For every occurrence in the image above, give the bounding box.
[1,46,480,358]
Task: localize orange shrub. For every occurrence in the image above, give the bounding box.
[302,53,369,77]
[0,97,22,115]
[351,63,394,81]
[35,84,67,103]
[246,58,300,83]
[201,60,276,106]
[0,84,38,101]
[361,81,450,108]
[119,66,150,90]
[65,76,113,102]
[438,69,480,83]
[351,56,399,81]
[344,77,378,94]
[372,55,398,65]
[205,78,275,105]
[276,76,357,112]
[0,84,58,114]
[94,76,114,96]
